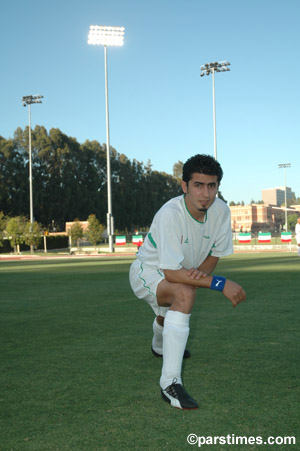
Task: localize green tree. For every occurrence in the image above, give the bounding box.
[0,135,27,218]
[173,161,183,185]
[23,220,42,253]
[3,125,229,231]
[111,152,139,230]
[251,199,264,204]
[288,214,298,232]
[86,214,104,250]
[139,162,182,229]
[282,199,295,208]
[6,216,27,253]
[0,211,6,247]
[68,220,84,248]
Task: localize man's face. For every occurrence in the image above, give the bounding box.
[181,173,219,219]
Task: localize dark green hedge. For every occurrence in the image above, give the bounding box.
[0,235,69,253]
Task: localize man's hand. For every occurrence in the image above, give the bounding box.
[223,279,246,308]
[186,268,207,280]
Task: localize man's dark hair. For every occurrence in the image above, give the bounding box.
[182,154,223,184]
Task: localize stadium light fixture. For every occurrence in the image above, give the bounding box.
[278,163,291,232]
[88,25,125,253]
[22,94,44,253]
[200,61,230,161]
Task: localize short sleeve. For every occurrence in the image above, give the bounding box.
[210,207,233,257]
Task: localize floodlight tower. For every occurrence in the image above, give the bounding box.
[22,95,43,252]
[278,163,291,232]
[88,25,125,253]
[200,61,230,161]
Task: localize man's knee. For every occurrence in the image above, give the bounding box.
[171,284,196,310]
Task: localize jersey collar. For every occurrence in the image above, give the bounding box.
[183,195,207,224]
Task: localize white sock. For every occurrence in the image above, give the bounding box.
[152,317,164,354]
[160,310,190,390]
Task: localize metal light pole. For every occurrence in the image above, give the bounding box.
[88,25,125,253]
[200,61,230,161]
[278,163,291,232]
[22,95,43,253]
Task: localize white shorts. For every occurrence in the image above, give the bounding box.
[296,235,300,245]
[129,259,169,317]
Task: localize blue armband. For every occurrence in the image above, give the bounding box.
[210,275,226,292]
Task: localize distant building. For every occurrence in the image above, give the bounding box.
[230,204,277,232]
[65,221,89,233]
[262,187,295,207]
[290,205,300,213]
[229,204,298,233]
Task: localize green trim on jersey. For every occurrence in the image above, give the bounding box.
[138,262,162,297]
[148,232,157,248]
[183,195,207,224]
[209,243,216,256]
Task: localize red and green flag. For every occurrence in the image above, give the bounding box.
[115,236,126,245]
[281,232,291,243]
[258,233,271,243]
[238,233,251,243]
[132,235,143,244]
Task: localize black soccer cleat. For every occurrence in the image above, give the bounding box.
[151,347,191,359]
[161,381,198,410]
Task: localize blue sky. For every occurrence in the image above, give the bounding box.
[1,0,300,204]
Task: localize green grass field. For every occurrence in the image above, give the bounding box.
[1,253,299,450]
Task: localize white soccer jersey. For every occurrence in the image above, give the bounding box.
[137,195,233,270]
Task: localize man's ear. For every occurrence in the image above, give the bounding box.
[181,180,188,194]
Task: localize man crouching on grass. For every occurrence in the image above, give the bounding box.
[129,154,246,410]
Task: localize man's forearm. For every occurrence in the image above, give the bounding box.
[163,266,246,308]
[164,256,219,288]
[198,256,219,275]
[164,268,213,288]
